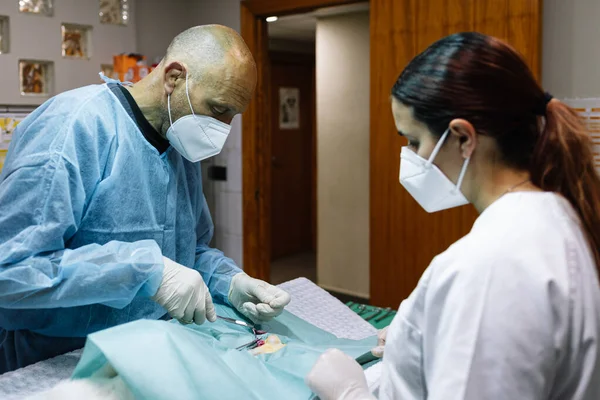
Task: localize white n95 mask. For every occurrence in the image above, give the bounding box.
[166,75,231,163]
[399,129,470,213]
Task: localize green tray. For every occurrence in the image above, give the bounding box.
[346,302,396,330]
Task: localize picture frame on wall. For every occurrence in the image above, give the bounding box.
[19,60,54,96]
[19,0,54,17]
[279,87,300,130]
[0,113,27,173]
[61,24,92,59]
[99,0,129,26]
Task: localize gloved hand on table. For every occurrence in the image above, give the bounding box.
[228,273,291,321]
[371,326,388,358]
[151,257,216,325]
[306,348,376,400]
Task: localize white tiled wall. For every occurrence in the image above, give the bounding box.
[188,0,245,268]
[212,115,243,267]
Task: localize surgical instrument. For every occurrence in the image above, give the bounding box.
[374,307,393,323]
[217,315,254,328]
[235,338,260,351]
[355,350,380,366]
[365,308,382,321]
[217,315,267,335]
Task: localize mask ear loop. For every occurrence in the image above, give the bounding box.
[167,72,194,128]
[426,129,451,166]
[428,128,471,193]
[167,94,174,126]
[184,74,196,116]
[453,157,470,194]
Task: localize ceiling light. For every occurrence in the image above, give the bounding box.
[266,16,278,22]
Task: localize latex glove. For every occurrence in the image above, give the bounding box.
[228,273,291,321]
[371,326,388,358]
[151,257,216,325]
[306,348,376,400]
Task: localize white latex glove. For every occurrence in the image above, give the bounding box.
[306,348,376,400]
[371,326,388,358]
[228,273,291,321]
[151,257,216,325]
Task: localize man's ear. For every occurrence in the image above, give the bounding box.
[163,62,185,96]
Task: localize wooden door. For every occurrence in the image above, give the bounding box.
[269,52,315,260]
[369,0,542,307]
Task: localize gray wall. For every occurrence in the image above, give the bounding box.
[0,0,137,105]
[135,0,193,64]
[542,0,600,98]
[316,11,370,298]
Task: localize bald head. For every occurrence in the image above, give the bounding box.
[133,24,257,137]
[165,25,256,83]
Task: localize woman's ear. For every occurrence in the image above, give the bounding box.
[449,118,477,159]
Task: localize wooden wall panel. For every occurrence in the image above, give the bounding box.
[241,3,271,281]
[446,0,472,34]
[369,0,542,307]
[473,0,509,38]
[507,0,543,79]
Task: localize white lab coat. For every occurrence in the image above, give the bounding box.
[379,192,600,400]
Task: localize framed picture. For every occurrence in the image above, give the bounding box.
[61,24,92,59]
[19,0,53,16]
[19,60,53,96]
[0,113,27,173]
[0,16,9,54]
[279,87,300,130]
[0,149,7,173]
[99,0,129,26]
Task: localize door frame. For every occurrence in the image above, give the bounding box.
[241,0,543,300]
[240,0,366,281]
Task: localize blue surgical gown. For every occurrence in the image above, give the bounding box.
[0,82,241,372]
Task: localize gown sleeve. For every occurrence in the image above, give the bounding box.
[193,195,242,305]
[0,111,164,309]
[422,253,561,400]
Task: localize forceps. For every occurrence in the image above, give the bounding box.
[217,315,267,351]
[217,315,266,336]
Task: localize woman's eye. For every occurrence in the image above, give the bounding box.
[407,141,419,150]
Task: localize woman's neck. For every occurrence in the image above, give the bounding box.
[469,167,541,213]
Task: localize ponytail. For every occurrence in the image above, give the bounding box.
[531,99,600,273]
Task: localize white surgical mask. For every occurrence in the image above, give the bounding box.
[166,75,231,162]
[399,129,470,213]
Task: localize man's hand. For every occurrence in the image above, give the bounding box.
[151,257,216,325]
[228,273,291,321]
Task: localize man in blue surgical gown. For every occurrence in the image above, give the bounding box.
[0,25,291,373]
